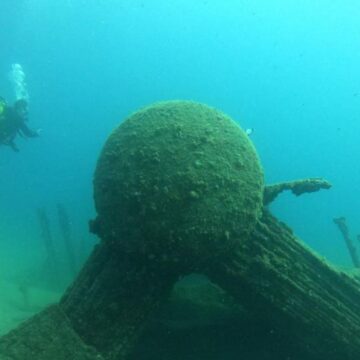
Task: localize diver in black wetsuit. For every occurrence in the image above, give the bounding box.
[0,97,39,152]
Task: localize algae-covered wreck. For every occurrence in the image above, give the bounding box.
[1,101,360,360]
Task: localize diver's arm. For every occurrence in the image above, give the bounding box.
[18,122,39,138]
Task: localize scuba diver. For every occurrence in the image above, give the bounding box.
[0,97,39,152]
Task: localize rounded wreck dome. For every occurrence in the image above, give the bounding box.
[93,100,264,267]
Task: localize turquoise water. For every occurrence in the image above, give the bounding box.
[0,0,360,356]
[1,1,359,267]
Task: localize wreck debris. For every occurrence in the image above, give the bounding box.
[1,101,359,360]
[210,210,360,359]
[264,177,332,205]
[37,208,59,286]
[57,203,77,276]
[333,217,360,268]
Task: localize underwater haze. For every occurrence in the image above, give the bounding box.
[0,0,359,343]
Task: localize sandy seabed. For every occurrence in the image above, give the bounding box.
[0,280,60,336]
